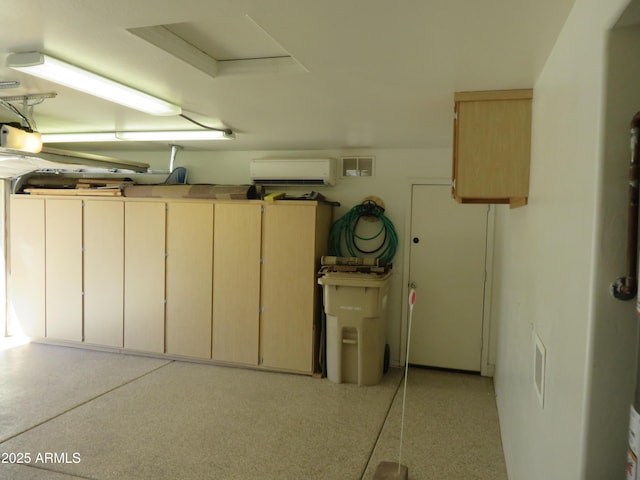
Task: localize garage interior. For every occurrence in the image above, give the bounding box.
[1,1,639,479]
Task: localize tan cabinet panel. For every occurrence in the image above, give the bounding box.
[212,203,261,365]
[260,203,330,373]
[453,89,532,207]
[124,201,166,353]
[83,200,124,347]
[9,196,45,338]
[9,195,333,376]
[166,201,213,359]
[45,198,83,342]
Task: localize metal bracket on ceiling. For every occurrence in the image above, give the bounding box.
[0,92,58,107]
[0,93,57,130]
[0,81,20,89]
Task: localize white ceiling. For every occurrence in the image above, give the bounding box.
[0,0,576,153]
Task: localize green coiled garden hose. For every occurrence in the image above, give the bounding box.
[328,200,398,265]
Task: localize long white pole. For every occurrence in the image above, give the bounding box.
[398,287,416,474]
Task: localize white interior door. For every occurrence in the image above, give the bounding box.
[408,184,488,371]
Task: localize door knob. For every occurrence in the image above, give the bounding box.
[412,237,420,244]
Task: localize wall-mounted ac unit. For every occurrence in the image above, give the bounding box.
[250,158,336,186]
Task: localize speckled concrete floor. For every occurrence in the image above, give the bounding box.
[0,342,507,479]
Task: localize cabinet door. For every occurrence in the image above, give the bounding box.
[9,196,45,338]
[260,204,317,372]
[453,89,532,206]
[165,202,213,359]
[212,203,261,365]
[83,200,124,347]
[45,198,83,342]
[124,201,166,353]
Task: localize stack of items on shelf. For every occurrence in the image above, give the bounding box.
[24,178,133,196]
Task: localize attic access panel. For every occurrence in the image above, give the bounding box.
[127,17,306,78]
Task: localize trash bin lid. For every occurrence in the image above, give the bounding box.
[317,270,392,287]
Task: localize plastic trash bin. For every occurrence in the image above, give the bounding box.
[318,271,392,386]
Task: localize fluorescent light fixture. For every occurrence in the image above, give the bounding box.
[42,130,234,143]
[7,52,182,116]
[117,130,233,141]
[41,132,118,143]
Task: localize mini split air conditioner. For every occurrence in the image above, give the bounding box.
[250,158,336,186]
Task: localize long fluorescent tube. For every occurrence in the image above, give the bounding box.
[7,52,182,116]
[41,133,118,143]
[42,130,234,143]
[117,130,233,141]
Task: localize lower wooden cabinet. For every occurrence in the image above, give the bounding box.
[83,200,124,347]
[165,202,214,359]
[8,196,331,373]
[212,203,262,365]
[123,201,166,353]
[9,196,45,338]
[45,198,83,342]
[260,203,333,372]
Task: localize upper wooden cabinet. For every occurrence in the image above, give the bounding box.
[452,89,533,208]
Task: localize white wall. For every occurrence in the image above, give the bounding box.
[99,147,452,366]
[584,19,640,478]
[492,0,632,479]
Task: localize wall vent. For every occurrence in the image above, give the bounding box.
[341,156,375,177]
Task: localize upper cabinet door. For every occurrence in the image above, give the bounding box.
[165,201,214,359]
[212,203,262,365]
[453,89,532,208]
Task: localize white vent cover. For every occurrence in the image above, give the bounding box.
[342,156,375,177]
[250,158,336,186]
